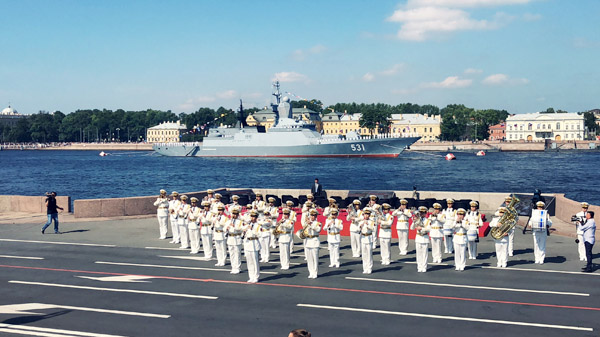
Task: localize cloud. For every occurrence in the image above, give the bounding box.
[522,13,542,21]
[272,72,309,83]
[482,73,529,85]
[216,90,237,99]
[178,90,239,110]
[464,68,483,74]
[291,44,327,61]
[380,63,404,76]
[386,0,531,41]
[423,76,473,88]
[362,72,376,82]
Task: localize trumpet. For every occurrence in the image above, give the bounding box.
[295,222,310,240]
[272,219,286,237]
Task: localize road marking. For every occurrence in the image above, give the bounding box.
[403,261,600,276]
[0,323,128,337]
[346,277,590,297]
[404,261,449,266]
[144,246,184,251]
[9,281,217,300]
[0,239,115,248]
[0,255,44,260]
[76,275,153,283]
[297,304,593,331]
[2,264,599,312]
[0,302,169,318]
[159,255,301,266]
[95,261,278,274]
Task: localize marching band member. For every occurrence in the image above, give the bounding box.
[265,197,279,249]
[496,196,517,256]
[225,209,244,274]
[348,199,363,258]
[529,201,552,264]
[453,209,468,271]
[489,207,509,268]
[575,202,589,261]
[277,209,295,270]
[304,209,322,279]
[168,191,181,244]
[153,189,169,240]
[177,195,191,249]
[304,194,315,210]
[323,198,337,218]
[243,210,262,283]
[258,210,273,263]
[367,195,382,249]
[428,203,445,264]
[323,208,343,268]
[210,193,225,214]
[300,201,315,261]
[359,209,376,274]
[187,198,202,254]
[213,205,228,267]
[411,206,430,272]
[285,200,297,254]
[203,189,215,204]
[199,202,214,258]
[442,199,457,254]
[242,204,253,223]
[226,195,242,215]
[393,199,411,256]
[252,193,266,215]
[379,204,394,265]
[466,201,483,259]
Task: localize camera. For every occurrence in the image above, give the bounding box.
[575,238,580,244]
[571,215,583,223]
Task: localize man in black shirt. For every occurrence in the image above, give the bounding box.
[310,178,323,198]
[42,192,64,234]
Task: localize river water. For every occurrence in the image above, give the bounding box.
[1,150,598,205]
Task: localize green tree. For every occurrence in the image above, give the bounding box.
[582,111,598,138]
[359,104,392,135]
[8,117,31,142]
[440,104,473,141]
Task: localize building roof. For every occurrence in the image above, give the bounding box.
[489,123,506,130]
[507,112,583,122]
[148,121,187,130]
[391,113,441,125]
[1,105,19,115]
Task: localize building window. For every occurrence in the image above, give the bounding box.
[577,124,580,130]
[542,124,545,130]
[520,125,523,131]
[537,124,540,129]
[429,127,432,132]
[556,122,560,130]
[528,124,532,131]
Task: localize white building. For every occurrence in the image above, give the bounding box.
[505,112,585,141]
[147,121,187,143]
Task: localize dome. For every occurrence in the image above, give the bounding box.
[1,106,17,115]
[282,96,290,102]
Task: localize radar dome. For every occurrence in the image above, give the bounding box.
[282,96,290,102]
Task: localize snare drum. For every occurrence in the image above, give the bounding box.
[443,228,453,236]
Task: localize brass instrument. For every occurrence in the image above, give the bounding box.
[272,219,286,238]
[490,194,520,240]
[295,221,310,240]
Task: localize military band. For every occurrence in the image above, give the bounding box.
[243,210,261,283]
[489,207,508,268]
[453,208,468,271]
[304,209,322,279]
[168,191,181,244]
[378,204,393,265]
[393,199,411,256]
[466,201,483,259]
[153,189,169,240]
[427,203,445,263]
[412,206,430,272]
[187,198,201,254]
[359,209,375,273]
[200,202,214,258]
[226,209,243,274]
[323,209,343,268]
[177,195,191,249]
[348,200,363,258]
[442,199,456,254]
[530,201,552,264]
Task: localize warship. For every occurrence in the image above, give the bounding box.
[153,83,420,158]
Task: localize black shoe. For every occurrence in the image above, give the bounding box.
[41,228,45,234]
[582,268,593,273]
[55,231,62,234]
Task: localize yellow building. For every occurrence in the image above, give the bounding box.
[246,106,322,132]
[147,121,187,143]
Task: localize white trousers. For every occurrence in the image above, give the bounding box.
[372,227,378,249]
[508,228,514,256]
[214,240,226,265]
[361,242,373,273]
[157,215,168,239]
[415,243,429,272]
[431,237,443,263]
[454,242,466,270]
[290,239,294,254]
[188,228,200,254]
[533,230,547,263]
[170,216,180,243]
[259,236,270,262]
[380,237,391,264]
[577,234,587,261]
[397,230,409,255]
[444,235,454,253]
[495,241,508,267]
[350,232,361,257]
[328,242,340,267]
[270,233,278,248]
[228,245,241,273]
[245,250,260,282]
[279,242,291,269]
[178,221,189,248]
[467,241,477,259]
[201,234,213,259]
[306,247,319,278]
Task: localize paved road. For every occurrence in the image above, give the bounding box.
[0,218,598,337]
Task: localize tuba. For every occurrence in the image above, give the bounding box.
[295,222,310,240]
[490,194,520,240]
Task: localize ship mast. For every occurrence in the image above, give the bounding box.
[271,81,281,125]
[236,99,248,129]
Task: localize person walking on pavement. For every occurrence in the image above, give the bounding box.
[42,192,64,234]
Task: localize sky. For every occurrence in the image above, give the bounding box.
[1,0,599,116]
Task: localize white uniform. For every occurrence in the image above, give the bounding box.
[466,211,483,259]
[252,199,266,214]
[153,197,169,239]
[177,203,191,249]
[200,210,215,259]
[393,208,411,255]
[576,211,588,261]
[359,218,375,274]
[287,208,297,254]
[348,208,363,257]
[187,206,201,254]
[442,208,456,253]
[411,216,430,272]
[323,217,343,268]
[226,218,243,274]
[168,199,181,243]
[210,201,225,216]
[369,203,382,248]
[489,217,508,268]
[304,220,322,278]
[243,221,261,283]
[453,219,468,271]
[529,210,552,264]
[495,205,517,256]
[213,213,228,266]
[276,217,294,269]
[378,212,393,265]
[258,218,272,262]
[265,205,279,248]
[427,213,445,263]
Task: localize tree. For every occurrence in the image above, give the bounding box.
[8,118,31,142]
[440,104,473,141]
[292,99,323,113]
[583,111,598,138]
[359,104,391,136]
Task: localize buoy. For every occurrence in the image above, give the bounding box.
[99,151,107,157]
[476,150,486,156]
[445,153,456,161]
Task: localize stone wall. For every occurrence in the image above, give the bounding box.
[0,195,71,213]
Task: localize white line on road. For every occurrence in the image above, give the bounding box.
[144,246,184,251]
[0,255,44,260]
[346,277,589,297]
[9,281,217,300]
[0,302,169,318]
[159,255,302,266]
[0,239,116,247]
[297,304,593,331]
[0,322,128,337]
[95,261,278,274]
[402,261,599,276]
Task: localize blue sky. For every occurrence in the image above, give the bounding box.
[1,0,598,115]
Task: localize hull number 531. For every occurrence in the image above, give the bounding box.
[351,144,366,151]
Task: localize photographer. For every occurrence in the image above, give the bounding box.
[580,211,596,273]
[41,192,64,234]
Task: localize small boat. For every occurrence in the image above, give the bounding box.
[476,150,486,156]
[99,151,108,157]
[445,153,456,161]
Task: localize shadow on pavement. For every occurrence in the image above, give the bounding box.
[2,310,72,325]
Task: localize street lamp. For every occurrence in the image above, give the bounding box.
[116,128,120,142]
